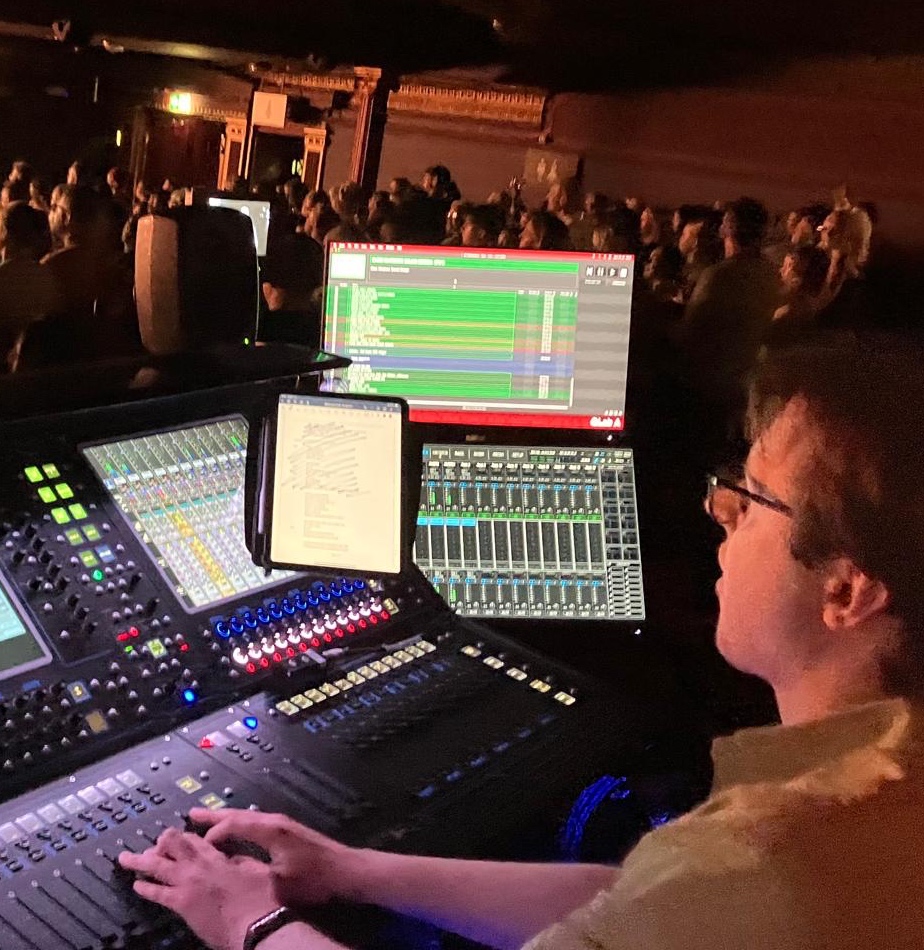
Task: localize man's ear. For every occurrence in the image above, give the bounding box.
[821,557,891,630]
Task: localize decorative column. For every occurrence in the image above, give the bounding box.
[348,67,397,193]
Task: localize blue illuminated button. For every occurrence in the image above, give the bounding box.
[255,608,270,625]
[268,603,283,620]
[319,591,331,603]
[281,598,295,616]
[354,580,366,590]
[214,621,230,639]
[243,716,258,730]
[329,585,342,598]
[229,617,244,634]
[307,594,319,607]
[181,689,197,705]
[243,612,258,629]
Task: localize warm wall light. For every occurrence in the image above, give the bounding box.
[115,129,122,147]
[168,91,193,114]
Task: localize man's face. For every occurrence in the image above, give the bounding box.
[48,195,69,239]
[643,247,662,281]
[678,221,702,258]
[714,400,828,685]
[461,218,486,248]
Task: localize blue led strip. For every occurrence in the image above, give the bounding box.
[560,775,630,861]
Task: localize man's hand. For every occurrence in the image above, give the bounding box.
[118,826,281,950]
[188,807,358,907]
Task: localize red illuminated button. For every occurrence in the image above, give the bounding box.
[381,610,390,621]
[199,737,214,749]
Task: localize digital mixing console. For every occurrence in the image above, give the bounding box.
[0,380,651,950]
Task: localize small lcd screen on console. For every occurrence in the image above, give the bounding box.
[322,243,633,431]
[269,395,403,575]
[415,444,645,621]
[82,418,293,613]
[0,572,51,681]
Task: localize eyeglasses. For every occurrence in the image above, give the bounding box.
[705,473,794,524]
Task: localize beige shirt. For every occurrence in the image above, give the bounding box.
[525,699,924,950]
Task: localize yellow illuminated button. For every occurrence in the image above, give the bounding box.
[275,700,299,717]
[85,710,109,734]
[356,665,377,680]
[383,598,399,614]
[483,656,504,670]
[38,487,56,504]
[24,466,43,483]
[530,679,552,694]
[176,776,203,794]
[393,650,414,664]
[554,691,577,706]
[380,656,401,670]
[291,694,313,709]
[346,671,366,686]
[461,645,482,658]
[198,792,226,810]
[51,508,70,525]
[304,689,326,704]
[69,503,88,520]
[369,661,389,675]
[79,550,99,568]
[65,528,83,546]
[42,464,60,479]
[334,678,353,692]
[506,667,528,682]
[405,645,425,659]
[66,681,90,703]
[147,639,167,659]
[319,682,340,697]
[55,483,74,500]
[83,524,102,542]
[417,640,436,653]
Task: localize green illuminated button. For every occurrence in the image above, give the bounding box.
[82,524,102,542]
[79,550,99,568]
[91,568,105,582]
[55,483,74,500]
[51,507,71,525]
[24,466,43,483]
[65,528,83,546]
[42,464,60,479]
[68,503,88,520]
[37,486,56,504]
[147,638,167,659]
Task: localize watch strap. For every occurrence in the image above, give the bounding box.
[242,906,299,950]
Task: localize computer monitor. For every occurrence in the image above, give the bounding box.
[207,197,271,256]
[322,243,634,431]
[414,442,646,621]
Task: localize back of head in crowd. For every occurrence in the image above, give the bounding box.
[0,201,51,261]
[722,196,769,254]
[747,332,924,695]
[519,210,572,250]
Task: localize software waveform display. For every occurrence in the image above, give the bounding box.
[414,444,645,621]
[83,418,293,612]
[323,244,634,430]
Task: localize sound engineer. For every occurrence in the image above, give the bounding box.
[121,333,924,950]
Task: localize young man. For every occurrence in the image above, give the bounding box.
[121,334,924,950]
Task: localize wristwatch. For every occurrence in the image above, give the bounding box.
[242,906,300,950]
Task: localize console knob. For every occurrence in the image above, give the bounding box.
[66,593,81,608]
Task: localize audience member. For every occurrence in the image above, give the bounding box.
[259,233,324,347]
[460,204,502,248]
[773,245,830,326]
[1,178,30,208]
[520,210,573,250]
[324,182,367,245]
[815,206,873,328]
[0,202,57,367]
[683,197,780,444]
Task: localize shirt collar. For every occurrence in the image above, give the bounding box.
[711,697,923,792]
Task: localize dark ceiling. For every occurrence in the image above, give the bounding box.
[1,0,924,91]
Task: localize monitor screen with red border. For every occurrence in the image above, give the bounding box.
[322,243,634,431]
